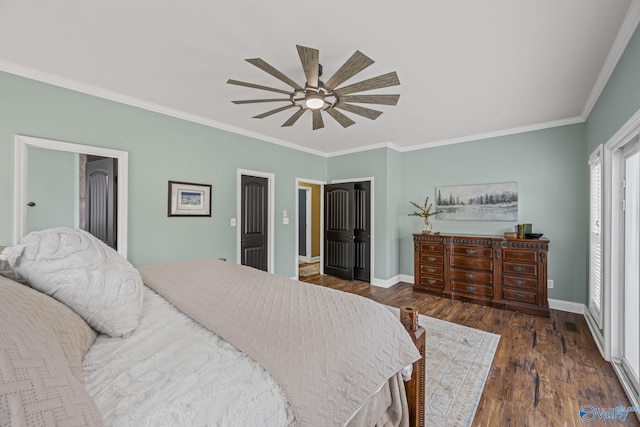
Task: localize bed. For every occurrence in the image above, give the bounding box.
[0,227,425,426]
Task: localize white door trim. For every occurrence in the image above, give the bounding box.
[14,135,129,258]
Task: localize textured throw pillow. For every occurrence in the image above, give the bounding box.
[6,227,144,337]
[0,275,102,426]
[0,245,27,283]
[0,275,97,381]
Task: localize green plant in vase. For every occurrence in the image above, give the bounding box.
[409,196,441,234]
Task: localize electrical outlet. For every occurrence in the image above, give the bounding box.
[547,279,554,289]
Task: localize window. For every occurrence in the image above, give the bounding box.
[589,145,604,328]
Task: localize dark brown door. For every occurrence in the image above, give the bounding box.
[353,181,371,281]
[241,175,268,271]
[85,158,117,249]
[324,181,371,281]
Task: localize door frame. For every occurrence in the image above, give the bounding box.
[295,178,325,279]
[585,107,640,410]
[297,186,312,263]
[330,177,375,284]
[237,169,275,273]
[14,135,129,258]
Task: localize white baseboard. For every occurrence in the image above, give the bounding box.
[399,274,414,284]
[548,298,585,314]
[371,275,400,288]
[310,256,320,262]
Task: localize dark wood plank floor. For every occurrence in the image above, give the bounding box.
[303,275,639,427]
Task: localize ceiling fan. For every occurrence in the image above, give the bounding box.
[227,45,400,130]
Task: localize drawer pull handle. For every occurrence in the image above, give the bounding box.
[429,245,436,251]
[515,293,525,300]
[466,285,476,292]
[467,260,474,265]
[427,257,437,262]
[427,279,437,285]
[466,249,477,254]
[513,266,525,272]
[427,268,436,273]
[466,273,475,279]
[514,279,525,286]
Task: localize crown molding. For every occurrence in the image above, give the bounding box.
[326,141,403,157]
[395,116,585,153]
[0,61,328,158]
[581,0,640,119]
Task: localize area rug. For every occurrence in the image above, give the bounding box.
[298,262,320,277]
[385,306,500,427]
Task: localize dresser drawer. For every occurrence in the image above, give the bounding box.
[503,288,537,304]
[452,245,492,258]
[503,262,537,277]
[420,265,444,276]
[419,243,443,254]
[450,268,492,285]
[452,281,492,296]
[451,256,492,271]
[418,276,444,289]
[504,249,537,263]
[503,275,537,290]
[420,254,444,265]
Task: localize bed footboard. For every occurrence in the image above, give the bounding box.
[404,325,426,427]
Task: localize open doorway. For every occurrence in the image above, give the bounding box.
[296,179,323,280]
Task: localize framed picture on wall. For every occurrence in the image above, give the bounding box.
[435,182,518,221]
[168,181,212,217]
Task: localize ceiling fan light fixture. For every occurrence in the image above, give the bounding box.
[305,93,324,110]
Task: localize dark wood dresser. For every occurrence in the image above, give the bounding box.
[413,233,550,317]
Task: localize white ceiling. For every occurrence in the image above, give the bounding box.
[0,0,637,155]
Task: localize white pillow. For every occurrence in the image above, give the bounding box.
[6,227,143,337]
[0,245,28,283]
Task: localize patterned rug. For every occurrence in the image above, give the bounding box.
[385,306,500,427]
[298,262,320,277]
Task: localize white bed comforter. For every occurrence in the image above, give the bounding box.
[82,287,295,427]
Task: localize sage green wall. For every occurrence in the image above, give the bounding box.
[0,71,326,278]
[26,147,76,233]
[400,124,589,304]
[587,25,640,153]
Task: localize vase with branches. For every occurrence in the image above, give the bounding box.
[409,196,441,233]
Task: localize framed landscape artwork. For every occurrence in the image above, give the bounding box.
[435,182,518,221]
[168,181,212,217]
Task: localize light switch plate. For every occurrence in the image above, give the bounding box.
[230,218,236,227]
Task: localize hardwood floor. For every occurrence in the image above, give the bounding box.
[303,275,639,427]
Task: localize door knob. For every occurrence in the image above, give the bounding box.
[27,202,36,207]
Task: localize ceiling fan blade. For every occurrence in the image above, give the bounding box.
[282,108,306,127]
[253,104,296,119]
[232,98,291,104]
[324,50,374,90]
[334,72,400,96]
[325,108,356,128]
[339,94,400,105]
[246,58,303,90]
[334,103,383,120]
[297,45,319,88]
[312,110,325,130]
[226,79,292,95]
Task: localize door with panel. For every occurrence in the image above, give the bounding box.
[240,175,269,271]
[324,182,371,281]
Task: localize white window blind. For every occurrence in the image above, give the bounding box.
[589,145,604,328]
